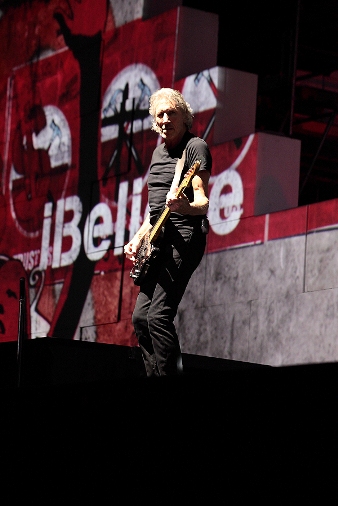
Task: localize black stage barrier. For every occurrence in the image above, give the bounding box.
[0,338,336,502]
[0,336,269,389]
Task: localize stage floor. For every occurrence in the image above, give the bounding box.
[0,338,336,502]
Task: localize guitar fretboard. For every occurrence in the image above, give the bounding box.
[149,160,201,244]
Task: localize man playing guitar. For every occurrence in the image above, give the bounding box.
[124,88,212,377]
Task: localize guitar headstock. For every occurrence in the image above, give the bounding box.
[180,160,201,189]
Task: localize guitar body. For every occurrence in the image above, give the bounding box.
[129,159,201,286]
[129,231,161,286]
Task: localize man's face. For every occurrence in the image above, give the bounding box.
[155,99,186,147]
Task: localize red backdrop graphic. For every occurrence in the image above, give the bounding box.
[0,1,336,344]
[0,257,31,343]
[5,50,80,249]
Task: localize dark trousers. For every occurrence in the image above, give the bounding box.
[132,223,206,376]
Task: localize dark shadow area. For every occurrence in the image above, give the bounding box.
[0,338,336,502]
[183,0,338,208]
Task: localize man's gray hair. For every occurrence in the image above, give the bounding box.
[149,88,194,134]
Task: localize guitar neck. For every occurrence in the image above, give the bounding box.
[149,206,171,243]
[149,159,201,243]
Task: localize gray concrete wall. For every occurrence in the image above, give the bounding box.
[177,222,338,367]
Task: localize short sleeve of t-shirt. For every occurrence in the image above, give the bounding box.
[147,133,212,225]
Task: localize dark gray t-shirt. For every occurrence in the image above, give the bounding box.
[147,132,212,227]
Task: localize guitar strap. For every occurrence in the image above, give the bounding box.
[169,148,186,195]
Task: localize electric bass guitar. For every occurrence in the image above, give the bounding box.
[129,159,201,286]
